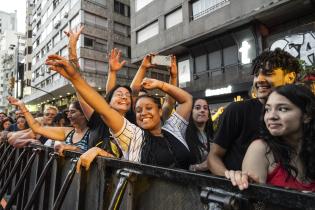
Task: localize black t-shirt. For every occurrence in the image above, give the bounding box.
[214,99,263,170]
[87,111,111,149]
[141,130,195,170]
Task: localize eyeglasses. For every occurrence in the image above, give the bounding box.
[44,113,56,117]
[114,92,131,98]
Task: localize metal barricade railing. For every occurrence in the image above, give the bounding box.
[0,141,315,210]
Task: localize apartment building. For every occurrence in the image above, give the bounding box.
[0,11,17,34]
[0,31,26,112]
[130,0,315,106]
[23,0,136,110]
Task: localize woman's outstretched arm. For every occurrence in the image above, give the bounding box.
[7,96,68,141]
[141,78,192,121]
[45,55,125,134]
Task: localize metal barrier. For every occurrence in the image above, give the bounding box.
[0,142,315,210]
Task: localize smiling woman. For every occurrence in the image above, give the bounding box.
[45,53,195,169]
[225,84,315,192]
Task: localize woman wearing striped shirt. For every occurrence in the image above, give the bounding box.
[46,55,195,169]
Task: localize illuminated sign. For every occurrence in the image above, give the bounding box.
[239,41,251,64]
[205,85,232,97]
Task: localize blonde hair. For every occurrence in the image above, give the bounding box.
[44,105,58,113]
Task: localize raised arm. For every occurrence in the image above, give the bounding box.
[7,96,68,141]
[64,25,84,68]
[130,54,155,95]
[141,77,192,121]
[106,48,126,93]
[45,55,125,134]
[162,55,177,121]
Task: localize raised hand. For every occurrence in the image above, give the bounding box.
[45,54,80,80]
[109,48,126,72]
[76,147,114,173]
[141,54,156,69]
[169,55,177,78]
[64,26,84,52]
[7,96,23,107]
[141,78,163,90]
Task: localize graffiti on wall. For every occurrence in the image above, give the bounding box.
[270,32,315,65]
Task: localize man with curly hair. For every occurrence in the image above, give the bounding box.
[208,48,302,176]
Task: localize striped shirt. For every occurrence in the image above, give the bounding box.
[112,112,189,162]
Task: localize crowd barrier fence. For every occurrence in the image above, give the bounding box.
[0,142,315,210]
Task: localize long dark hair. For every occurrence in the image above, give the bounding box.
[260,84,315,180]
[186,98,214,163]
[135,94,168,165]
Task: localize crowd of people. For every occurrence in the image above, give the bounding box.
[1,26,314,193]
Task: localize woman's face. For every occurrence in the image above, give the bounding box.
[3,120,11,129]
[192,99,209,124]
[135,97,161,131]
[16,118,26,130]
[67,104,86,125]
[264,92,304,139]
[110,87,132,115]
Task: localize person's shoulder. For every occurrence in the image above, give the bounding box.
[248,139,268,153]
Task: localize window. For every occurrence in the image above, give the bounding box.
[114,22,128,36]
[28,30,32,38]
[137,21,158,44]
[95,39,107,52]
[178,59,191,87]
[195,54,207,73]
[28,62,32,71]
[53,33,60,46]
[71,0,79,8]
[53,0,60,10]
[60,46,68,57]
[85,12,108,29]
[84,37,94,47]
[70,14,80,29]
[114,1,129,16]
[27,46,33,54]
[165,8,182,29]
[47,41,52,52]
[192,0,230,20]
[135,0,154,12]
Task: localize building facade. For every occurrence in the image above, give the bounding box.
[23,0,136,111]
[0,11,17,34]
[0,31,26,112]
[130,0,315,106]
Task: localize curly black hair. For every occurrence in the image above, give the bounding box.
[259,84,315,180]
[185,98,214,163]
[252,48,302,76]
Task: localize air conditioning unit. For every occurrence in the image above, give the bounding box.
[53,20,61,29]
[63,12,68,18]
